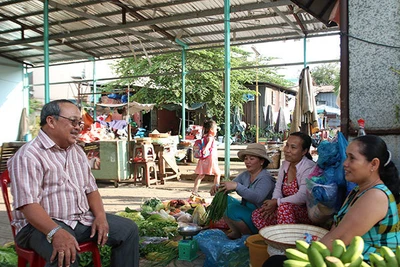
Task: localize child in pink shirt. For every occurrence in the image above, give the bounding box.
[192,119,221,196]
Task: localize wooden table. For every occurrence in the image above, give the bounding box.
[153,144,181,184]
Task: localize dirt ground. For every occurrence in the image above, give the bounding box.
[0,160,265,266]
[97,179,216,267]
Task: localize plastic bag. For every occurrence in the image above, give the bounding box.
[192,204,207,225]
[194,229,250,267]
[306,174,343,227]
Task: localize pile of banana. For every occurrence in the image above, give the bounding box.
[284,236,400,267]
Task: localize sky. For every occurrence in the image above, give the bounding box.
[243,35,341,82]
[62,34,341,83]
[32,35,341,100]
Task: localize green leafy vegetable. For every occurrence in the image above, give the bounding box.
[141,205,154,219]
[140,240,179,266]
[0,246,18,267]
[136,220,178,238]
[143,198,162,210]
[205,191,228,225]
[115,211,145,222]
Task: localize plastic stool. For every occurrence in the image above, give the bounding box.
[132,143,156,161]
[133,161,158,186]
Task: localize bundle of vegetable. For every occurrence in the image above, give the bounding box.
[80,245,111,267]
[0,245,18,267]
[140,198,166,219]
[143,197,164,211]
[136,215,178,238]
[205,190,228,225]
[140,240,179,266]
[115,209,145,222]
[117,208,178,238]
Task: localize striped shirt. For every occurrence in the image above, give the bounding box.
[8,129,98,234]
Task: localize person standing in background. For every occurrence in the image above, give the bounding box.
[192,119,221,197]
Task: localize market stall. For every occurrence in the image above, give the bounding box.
[81,140,133,188]
[79,101,155,187]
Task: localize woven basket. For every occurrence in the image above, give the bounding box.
[266,151,281,169]
[259,224,329,251]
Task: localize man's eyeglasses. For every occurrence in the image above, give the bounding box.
[55,115,84,127]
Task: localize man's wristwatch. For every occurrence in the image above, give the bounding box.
[46,225,62,243]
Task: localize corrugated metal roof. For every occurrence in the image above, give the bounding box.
[0,0,338,66]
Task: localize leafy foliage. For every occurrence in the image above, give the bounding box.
[79,245,111,267]
[0,246,18,267]
[29,97,43,114]
[109,47,291,123]
[310,63,340,94]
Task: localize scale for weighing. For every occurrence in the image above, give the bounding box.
[177,225,202,261]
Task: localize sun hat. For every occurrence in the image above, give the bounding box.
[237,143,271,163]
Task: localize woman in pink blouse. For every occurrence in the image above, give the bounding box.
[251,132,316,229]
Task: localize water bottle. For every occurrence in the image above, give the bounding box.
[357,118,366,136]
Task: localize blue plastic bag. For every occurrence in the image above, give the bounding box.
[194,229,250,267]
[306,132,354,226]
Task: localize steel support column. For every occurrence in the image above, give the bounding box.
[44,0,50,103]
[224,0,231,178]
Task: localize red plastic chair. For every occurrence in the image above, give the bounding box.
[1,170,102,267]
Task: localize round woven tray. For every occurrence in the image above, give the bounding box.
[259,224,329,251]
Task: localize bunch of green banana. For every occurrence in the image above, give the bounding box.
[283,236,366,267]
[284,236,400,267]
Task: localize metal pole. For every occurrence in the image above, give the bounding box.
[92,58,97,119]
[303,36,307,68]
[252,46,260,143]
[224,0,231,179]
[23,64,29,113]
[340,0,349,138]
[176,38,188,140]
[44,0,50,103]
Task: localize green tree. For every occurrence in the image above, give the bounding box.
[110,47,291,123]
[29,97,43,115]
[311,63,340,94]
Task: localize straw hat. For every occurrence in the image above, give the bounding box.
[237,143,271,163]
[259,224,329,251]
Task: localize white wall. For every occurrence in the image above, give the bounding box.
[0,57,26,145]
[348,0,400,167]
[31,60,116,102]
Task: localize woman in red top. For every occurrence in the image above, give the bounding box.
[252,132,316,229]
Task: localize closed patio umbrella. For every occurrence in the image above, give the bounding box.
[17,107,29,141]
[290,67,319,135]
[264,104,274,131]
[274,106,287,133]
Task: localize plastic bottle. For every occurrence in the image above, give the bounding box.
[357,118,366,136]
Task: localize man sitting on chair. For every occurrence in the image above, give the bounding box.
[8,99,139,267]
